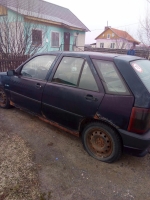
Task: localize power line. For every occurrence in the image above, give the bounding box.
[115,22,139,28]
[90,22,139,31]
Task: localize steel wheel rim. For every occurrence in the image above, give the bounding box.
[0,90,7,107]
[86,128,113,158]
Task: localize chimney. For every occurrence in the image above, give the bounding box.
[105,26,111,30]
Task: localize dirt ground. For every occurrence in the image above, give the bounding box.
[0,108,150,200]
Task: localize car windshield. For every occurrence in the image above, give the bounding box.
[130,60,150,92]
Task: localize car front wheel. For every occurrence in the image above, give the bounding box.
[0,88,10,109]
[82,122,122,163]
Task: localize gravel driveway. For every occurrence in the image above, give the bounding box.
[0,108,150,200]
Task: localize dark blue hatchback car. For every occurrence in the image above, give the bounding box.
[0,51,150,163]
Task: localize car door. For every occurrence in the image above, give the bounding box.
[42,55,105,130]
[9,55,56,114]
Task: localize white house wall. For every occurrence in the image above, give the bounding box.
[76,32,85,50]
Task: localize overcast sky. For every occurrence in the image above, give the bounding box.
[45,0,149,44]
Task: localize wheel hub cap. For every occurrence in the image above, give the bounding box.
[95,137,105,147]
[88,130,112,158]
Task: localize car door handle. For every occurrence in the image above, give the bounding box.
[36,83,42,89]
[85,95,98,101]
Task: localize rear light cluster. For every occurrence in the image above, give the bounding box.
[128,107,150,134]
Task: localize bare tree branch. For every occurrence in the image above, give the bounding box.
[113,30,131,49]
[138,6,150,59]
[0,0,48,56]
[138,10,150,46]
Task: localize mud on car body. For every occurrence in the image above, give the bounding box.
[0,51,150,163]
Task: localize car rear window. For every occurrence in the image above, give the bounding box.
[92,59,130,95]
[131,60,150,92]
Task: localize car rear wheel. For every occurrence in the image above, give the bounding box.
[82,122,122,163]
[0,88,10,109]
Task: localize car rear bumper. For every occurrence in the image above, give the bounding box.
[118,129,150,157]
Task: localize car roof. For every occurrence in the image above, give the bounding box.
[36,51,144,62]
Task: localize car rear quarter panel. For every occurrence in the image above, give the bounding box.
[98,95,134,129]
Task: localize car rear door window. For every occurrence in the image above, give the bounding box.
[93,59,130,95]
[21,55,56,80]
[52,57,84,86]
[79,62,99,92]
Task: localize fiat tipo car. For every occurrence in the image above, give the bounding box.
[0,52,150,163]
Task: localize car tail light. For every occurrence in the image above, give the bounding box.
[128,107,150,134]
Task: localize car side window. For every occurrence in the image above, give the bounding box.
[93,59,130,95]
[52,57,84,86]
[21,55,56,80]
[79,62,99,92]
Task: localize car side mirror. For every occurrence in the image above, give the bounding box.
[7,70,16,76]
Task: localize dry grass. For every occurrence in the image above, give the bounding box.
[0,132,40,200]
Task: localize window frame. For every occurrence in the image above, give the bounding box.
[32,29,42,46]
[78,61,99,92]
[51,31,60,48]
[100,43,104,48]
[110,43,115,49]
[51,56,100,92]
[107,34,110,39]
[51,56,85,87]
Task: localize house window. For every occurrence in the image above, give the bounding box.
[32,30,42,45]
[107,34,110,39]
[112,33,115,37]
[51,31,60,47]
[110,43,115,49]
[100,43,104,48]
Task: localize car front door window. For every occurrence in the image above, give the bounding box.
[21,55,56,80]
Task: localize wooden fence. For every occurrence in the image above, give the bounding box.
[0,54,30,72]
[0,49,149,72]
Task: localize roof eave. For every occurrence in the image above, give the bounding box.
[25,15,87,32]
[61,23,87,32]
[95,30,106,40]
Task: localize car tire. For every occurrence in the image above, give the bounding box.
[0,88,11,109]
[81,122,122,163]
